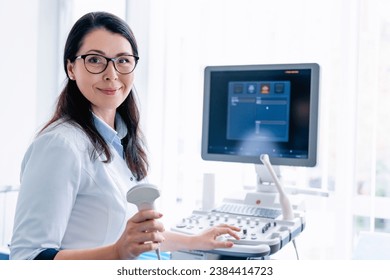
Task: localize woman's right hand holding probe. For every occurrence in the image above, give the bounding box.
[114,210,165,259]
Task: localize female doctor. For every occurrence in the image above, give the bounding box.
[10,11,239,260]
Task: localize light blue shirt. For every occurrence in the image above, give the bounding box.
[93,113,127,159]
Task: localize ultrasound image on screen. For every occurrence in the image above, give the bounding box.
[202,64,319,167]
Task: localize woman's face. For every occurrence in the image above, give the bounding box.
[67,28,135,121]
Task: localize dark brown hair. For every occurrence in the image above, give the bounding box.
[41,11,148,180]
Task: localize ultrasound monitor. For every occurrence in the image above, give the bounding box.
[201,63,320,168]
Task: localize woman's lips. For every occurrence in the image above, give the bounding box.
[99,88,118,95]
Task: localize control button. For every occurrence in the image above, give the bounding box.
[176,223,186,228]
[261,222,271,233]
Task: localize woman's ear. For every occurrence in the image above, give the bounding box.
[67,59,76,80]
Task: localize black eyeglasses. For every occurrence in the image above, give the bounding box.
[74,54,139,74]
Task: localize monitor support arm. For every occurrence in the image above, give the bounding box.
[260,154,294,220]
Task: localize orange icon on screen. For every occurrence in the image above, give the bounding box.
[260,84,270,94]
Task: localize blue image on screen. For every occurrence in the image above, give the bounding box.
[227,81,291,142]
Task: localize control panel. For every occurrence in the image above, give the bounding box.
[171,207,305,258]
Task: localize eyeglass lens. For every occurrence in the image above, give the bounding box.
[84,54,137,74]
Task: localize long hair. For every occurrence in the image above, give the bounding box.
[41,11,148,180]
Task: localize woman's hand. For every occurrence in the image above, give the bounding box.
[114,210,165,259]
[192,224,241,250]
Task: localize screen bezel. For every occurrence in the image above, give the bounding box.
[201,63,320,167]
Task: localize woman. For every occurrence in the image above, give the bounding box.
[10,11,239,260]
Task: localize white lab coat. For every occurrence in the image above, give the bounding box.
[10,120,138,259]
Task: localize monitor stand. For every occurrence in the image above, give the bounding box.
[243,163,328,212]
[255,164,280,193]
[241,164,284,210]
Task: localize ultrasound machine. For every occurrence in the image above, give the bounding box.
[170,63,321,260]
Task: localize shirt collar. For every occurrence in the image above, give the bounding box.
[92,112,127,145]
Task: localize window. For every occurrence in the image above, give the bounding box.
[135,0,390,259]
[353,1,390,233]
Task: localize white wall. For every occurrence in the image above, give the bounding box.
[0,0,40,248]
[0,0,65,247]
[0,0,40,187]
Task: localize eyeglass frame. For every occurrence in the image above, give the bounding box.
[73,53,139,74]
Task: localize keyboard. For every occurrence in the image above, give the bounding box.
[212,203,282,219]
[171,205,304,258]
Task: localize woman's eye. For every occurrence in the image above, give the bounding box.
[118,57,130,64]
[87,56,103,64]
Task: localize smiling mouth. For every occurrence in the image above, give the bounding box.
[99,88,119,96]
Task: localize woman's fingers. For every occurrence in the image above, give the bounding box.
[130,230,165,244]
[131,209,163,223]
[214,224,241,240]
[128,218,165,233]
[115,210,165,259]
[129,241,162,257]
[193,224,242,250]
[215,223,241,231]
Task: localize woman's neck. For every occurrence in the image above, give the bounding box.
[91,108,116,129]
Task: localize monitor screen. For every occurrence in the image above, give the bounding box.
[201,63,320,167]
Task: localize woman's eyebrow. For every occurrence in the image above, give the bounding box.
[116,52,133,56]
[84,49,133,56]
[85,49,105,55]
